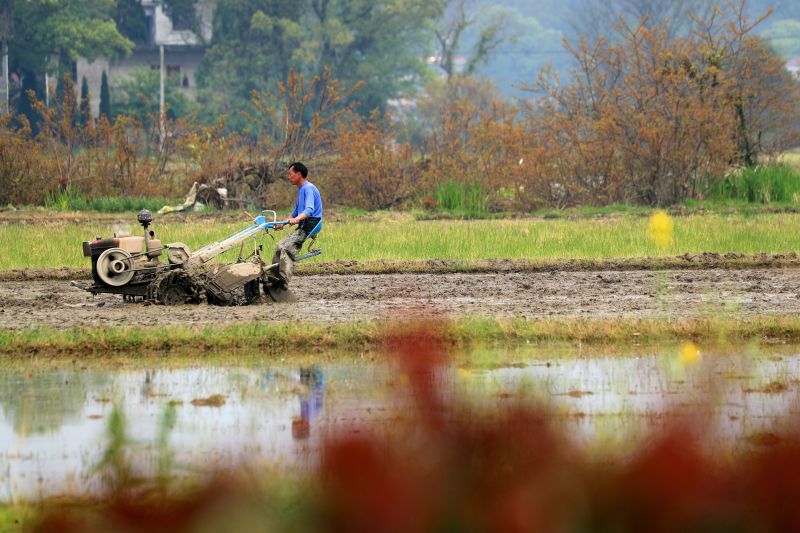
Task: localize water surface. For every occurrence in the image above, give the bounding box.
[2,344,799,500]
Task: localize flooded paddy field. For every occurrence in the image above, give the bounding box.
[2,343,799,501]
[1,267,800,329]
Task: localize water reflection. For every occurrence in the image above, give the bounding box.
[295,368,324,440]
[1,347,799,500]
[0,369,108,435]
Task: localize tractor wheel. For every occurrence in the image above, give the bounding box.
[207,279,261,306]
[243,279,262,304]
[148,270,202,305]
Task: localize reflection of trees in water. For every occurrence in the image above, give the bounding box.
[0,370,108,436]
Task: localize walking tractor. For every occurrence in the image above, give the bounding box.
[76,209,322,305]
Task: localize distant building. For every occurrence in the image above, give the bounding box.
[426,54,467,77]
[786,57,800,80]
[76,0,215,117]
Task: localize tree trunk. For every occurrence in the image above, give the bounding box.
[0,0,13,114]
[735,101,755,167]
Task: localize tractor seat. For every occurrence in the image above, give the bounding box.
[298,219,323,260]
[307,219,323,238]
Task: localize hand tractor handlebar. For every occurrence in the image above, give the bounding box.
[185,214,291,267]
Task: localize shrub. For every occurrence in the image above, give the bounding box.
[327,114,420,209]
[0,115,59,205]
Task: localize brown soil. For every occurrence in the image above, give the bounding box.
[2,253,799,282]
[0,267,798,330]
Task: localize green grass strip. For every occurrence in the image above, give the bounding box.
[2,316,800,357]
[2,212,800,270]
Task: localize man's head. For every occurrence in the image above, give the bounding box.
[288,162,308,187]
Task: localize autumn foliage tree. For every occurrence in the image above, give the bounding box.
[692,3,800,166]
[525,0,800,206]
[327,114,421,209]
[175,68,364,209]
[418,77,546,210]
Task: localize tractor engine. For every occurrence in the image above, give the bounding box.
[82,210,165,296]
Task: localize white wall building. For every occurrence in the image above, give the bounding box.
[786,57,800,80]
[76,0,215,117]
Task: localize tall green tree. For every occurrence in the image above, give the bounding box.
[79,75,90,126]
[196,0,439,130]
[163,0,201,35]
[15,68,38,131]
[6,0,133,117]
[113,0,150,44]
[99,70,111,121]
[306,0,440,114]
[114,67,195,129]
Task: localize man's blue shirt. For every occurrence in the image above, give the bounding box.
[291,182,323,219]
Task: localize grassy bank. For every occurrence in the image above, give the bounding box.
[0,506,31,531]
[3,315,800,357]
[1,211,800,270]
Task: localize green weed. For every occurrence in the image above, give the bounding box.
[434,180,490,214]
[709,165,800,204]
[44,184,90,211]
[88,197,179,213]
[0,505,32,530]
[43,187,177,213]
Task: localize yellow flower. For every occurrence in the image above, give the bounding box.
[678,342,701,366]
[648,210,674,248]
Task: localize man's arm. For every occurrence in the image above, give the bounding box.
[288,212,308,225]
[288,188,314,225]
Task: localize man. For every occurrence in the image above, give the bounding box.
[272,162,323,289]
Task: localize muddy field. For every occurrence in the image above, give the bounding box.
[0,267,798,329]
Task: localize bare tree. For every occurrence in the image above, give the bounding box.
[570,0,716,42]
[434,0,510,80]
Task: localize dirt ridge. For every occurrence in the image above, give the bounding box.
[3,252,798,282]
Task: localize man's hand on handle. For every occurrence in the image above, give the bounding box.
[275,215,305,230]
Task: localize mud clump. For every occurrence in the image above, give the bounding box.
[743,431,782,447]
[191,394,226,407]
[744,381,791,394]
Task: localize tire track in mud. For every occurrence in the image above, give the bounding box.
[0,268,798,330]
